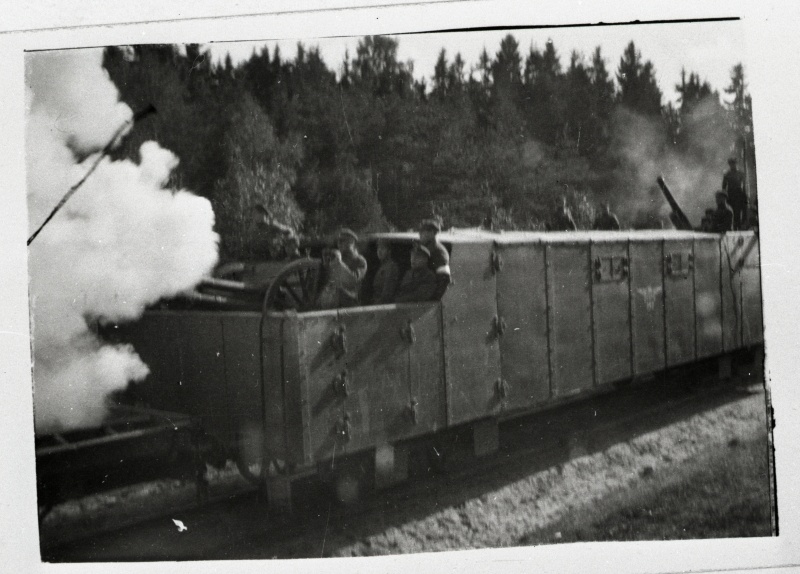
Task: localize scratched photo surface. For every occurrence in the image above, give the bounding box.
[27,19,773,562]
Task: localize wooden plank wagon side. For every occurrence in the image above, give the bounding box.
[116,229,763,511]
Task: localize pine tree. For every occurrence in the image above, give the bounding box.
[616,41,662,115]
[725,63,756,199]
[432,48,449,99]
[491,34,523,92]
[522,39,563,145]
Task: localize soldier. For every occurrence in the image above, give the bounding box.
[283,234,303,261]
[317,248,344,309]
[592,203,621,230]
[371,239,399,304]
[710,191,734,233]
[267,239,284,261]
[546,197,577,231]
[722,157,748,230]
[394,244,437,303]
[418,219,451,299]
[252,204,294,238]
[335,228,368,306]
[252,204,295,260]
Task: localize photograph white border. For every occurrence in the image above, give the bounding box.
[1,1,798,572]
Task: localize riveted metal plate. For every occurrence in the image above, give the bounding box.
[297,312,344,462]
[740,234,763,346]
[629,241,666,375]
[546,243,593,397]
[664,239,696,366]
[441,242,501,425]
[720,235,743,351]
[179,314,232,444]
[404,303,446,438]
[336,307,409,452]
[694,238,723,358]
[591,241,631,385]
[496,243,549,409]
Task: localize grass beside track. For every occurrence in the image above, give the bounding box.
[523,431,773,544]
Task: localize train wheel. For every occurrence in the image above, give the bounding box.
[235,425,267,486]
[235,454,264,486]
[263,258,323,312]
[329,452,375,506]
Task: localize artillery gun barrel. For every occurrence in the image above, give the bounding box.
[656,175,694,231]
[176,290,257,308]
[198,277,266,295]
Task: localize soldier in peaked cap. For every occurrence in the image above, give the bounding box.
[394,243,438,303]
[710,190,734,233]
[722,157,748,230]
[418,219,451,299]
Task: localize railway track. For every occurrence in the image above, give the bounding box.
[41,356,767,561]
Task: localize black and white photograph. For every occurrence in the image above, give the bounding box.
[2,1,799,572]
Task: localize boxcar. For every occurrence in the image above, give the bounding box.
[117,229,763,509]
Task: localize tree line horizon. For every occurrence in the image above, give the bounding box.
[103,34,755,261]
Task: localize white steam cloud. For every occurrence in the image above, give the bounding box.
[26,49,219,434]
[611,102,737,227]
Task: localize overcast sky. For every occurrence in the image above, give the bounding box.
[205,20,747,106]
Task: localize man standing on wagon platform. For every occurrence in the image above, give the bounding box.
[722,157,748,230]
[418,219,451,299]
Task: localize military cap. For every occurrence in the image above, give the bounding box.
[715,190,728,199]
[337,228,358,241]
[419,219,441,232]
[412,243,431,258]
[727,157,737,164]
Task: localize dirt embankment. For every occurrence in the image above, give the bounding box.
[333,386,771,556]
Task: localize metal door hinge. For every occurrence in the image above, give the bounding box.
[408,398,418,425]
[495,378,510,399]
[331,325,347,358]
[336,413,351,442]
[400,320,416,344]
[332,370,349,397]
[493,315,507,337]
[491,251,504,274]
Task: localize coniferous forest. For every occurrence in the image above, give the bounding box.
[103,35,756,261]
